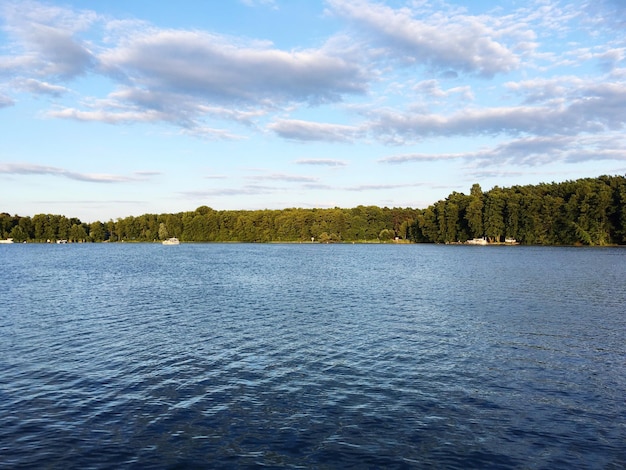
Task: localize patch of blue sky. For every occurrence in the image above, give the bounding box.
[2,0,626,221]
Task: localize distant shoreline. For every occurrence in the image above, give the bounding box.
[3,175,626,246]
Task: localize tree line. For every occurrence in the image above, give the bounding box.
[2,175,625,245]
[0,206,419,243]
[408,174,626,246]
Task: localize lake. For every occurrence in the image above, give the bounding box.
[1,243,625,469]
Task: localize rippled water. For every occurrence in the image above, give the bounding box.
[1,243,625,469]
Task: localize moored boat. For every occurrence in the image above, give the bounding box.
[0,238,14,244]
[162,237,180,245]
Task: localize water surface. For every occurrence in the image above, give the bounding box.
[1,244,625,468]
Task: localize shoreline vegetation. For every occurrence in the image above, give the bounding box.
[2,175,626,246]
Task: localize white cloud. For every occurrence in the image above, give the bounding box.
[412,79,474,101]
[1,0,625,221]
[365,78,626,143]
[505,76,584,104]
[380,134,626,167]
[1,1,371,137]
[0,162,154,183]
[47,107,165,124]
[0,94,15,107]
[15,78,69,96]
[268,119,362,142]
[203,174,228,180]
[182,185,283,198]
[0,1,97,78]
[327,0,522,76]
[179,126,247,141]
[99,29,368,106]
[248,173,319,183]
[346,182,420,191]
[380,152,465,164]
[296,159,348,167]
[583,0,626,31]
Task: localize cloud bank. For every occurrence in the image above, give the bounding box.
[1,0,625,197]
[0,163,155,183]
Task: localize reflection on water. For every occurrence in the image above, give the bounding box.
[1,244,625,468]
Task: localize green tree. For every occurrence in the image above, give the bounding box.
[615,178,626,243]
[443,201,460,243]
[57,216,70,240]
[32,214,48,241]
[0,213,13,238]
[466,183,484,238]
[504,191,522,240]
[158,222,169,240]
[89,221,105,242]
[46,215,60,241]
[69,223,88,242]
[378,228,395,241]
[9,224,27,242]
[105,220,117,241]
[418,207,439,242]
[17,217,33,240]
[164,214,183,238]
[484,188,506,242]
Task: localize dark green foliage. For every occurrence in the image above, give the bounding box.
[466,183,484,238]
[409,174,626,245]
[0,213,92,242]
[4,175,625,245]
[1,206,418,243]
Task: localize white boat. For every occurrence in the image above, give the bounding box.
[162,237,180,245]
[466,237,488,245]
[0,238,14,244]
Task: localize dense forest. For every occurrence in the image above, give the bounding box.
[409,175,626,245]
[0,206,419,244]
[2,175,626,245]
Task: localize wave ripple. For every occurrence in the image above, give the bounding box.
[1,244,625,468]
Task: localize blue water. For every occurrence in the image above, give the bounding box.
[1,243,625,469]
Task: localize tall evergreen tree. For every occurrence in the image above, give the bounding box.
[466,183,484,238]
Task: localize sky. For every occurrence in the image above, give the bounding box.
[1,0,626,222]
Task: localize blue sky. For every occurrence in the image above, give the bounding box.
[1,0,626,222]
